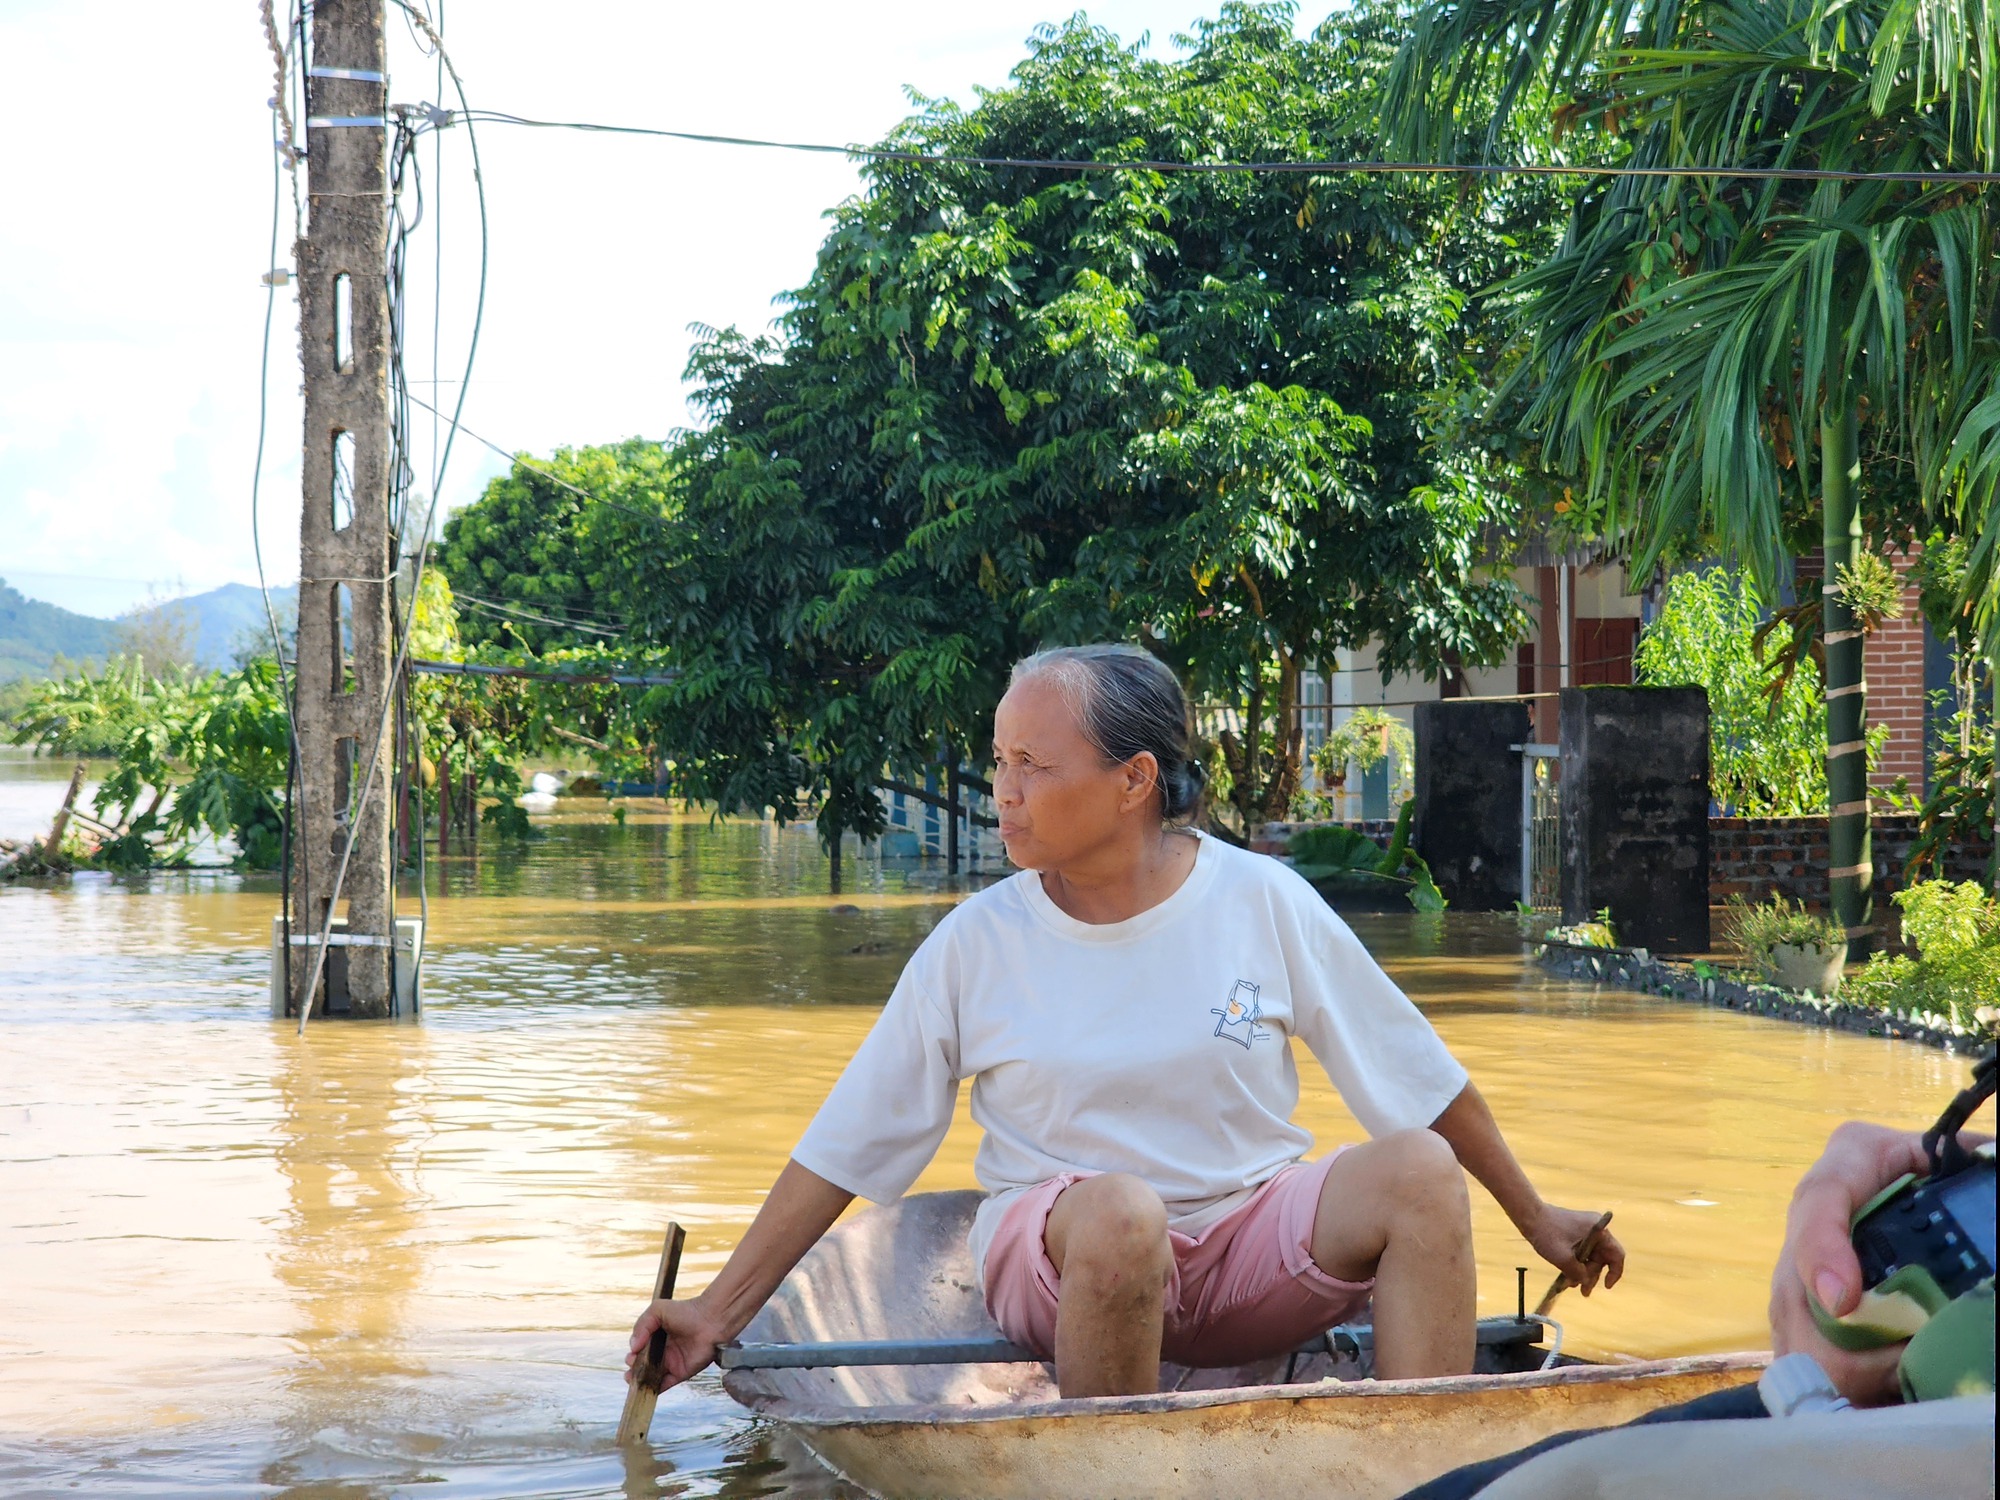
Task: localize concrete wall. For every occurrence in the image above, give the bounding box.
[1559,685,1711,952]
[1412,699,1531,911]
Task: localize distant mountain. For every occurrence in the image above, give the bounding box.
[0,578,122,682]
[179,581,297,669]
[0,578,298,682]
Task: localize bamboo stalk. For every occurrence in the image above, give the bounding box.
[617,1222,687,1445]
[1822,399,1872,959]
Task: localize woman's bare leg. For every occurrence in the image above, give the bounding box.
[1309,1129,1476,1379]
[1043,1173,1173,1397]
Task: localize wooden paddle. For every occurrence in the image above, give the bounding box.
[617,1222,686,1445]
[1533,1210,1613,1318]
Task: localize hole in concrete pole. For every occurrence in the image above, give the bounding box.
[333,272,354,373]
[334,585,357,694]
[331,429,356,532]
[333,737,357,825]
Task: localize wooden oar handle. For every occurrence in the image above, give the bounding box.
[1533,1210,1613,1318]
[616,1222,686,1445]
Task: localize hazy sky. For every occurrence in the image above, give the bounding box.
[0,2,1325,619]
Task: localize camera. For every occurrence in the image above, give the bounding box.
[1812,1051,1996,1402]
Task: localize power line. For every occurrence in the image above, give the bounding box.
[411,657,678,686]
[447,109,2000,185]
[454,591,625,637]
[399,389,675,530]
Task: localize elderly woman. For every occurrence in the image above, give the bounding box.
[630,644,1623,1398]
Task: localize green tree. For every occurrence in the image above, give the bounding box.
[643,1,1557,846]
[435,438,677,652]
[1387,0,1999,951]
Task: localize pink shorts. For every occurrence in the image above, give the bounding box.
[982,1153,1372,1368]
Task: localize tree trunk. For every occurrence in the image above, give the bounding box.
[1238,651,1267,830]
[1261,653,1303,823]
[438,744,451,860]
[1821,399,1872,959]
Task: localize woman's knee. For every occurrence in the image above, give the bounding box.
[1368,1130,1471,1225]
[1049,1173,1170,1276]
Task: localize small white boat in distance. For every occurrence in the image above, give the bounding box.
[721,1191,1766,1500]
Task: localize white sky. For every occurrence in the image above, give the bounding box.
[0,2,1322,620]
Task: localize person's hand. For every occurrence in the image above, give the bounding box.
[1768,1121,1929,1406]
[626,1295,728,1391]
[1527,1202,1626,1296]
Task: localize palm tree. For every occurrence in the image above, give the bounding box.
[1385,0,1998,951]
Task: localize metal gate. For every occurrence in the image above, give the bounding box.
[1516,743,1561,910]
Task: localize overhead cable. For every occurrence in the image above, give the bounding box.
[446,109,2000,185]
[454,592,625,637]
[411,657,678,687]
[400,389,675,530]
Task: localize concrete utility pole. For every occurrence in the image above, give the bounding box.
[290,0,396,1018]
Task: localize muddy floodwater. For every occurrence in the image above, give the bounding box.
[2,764,1989,1497]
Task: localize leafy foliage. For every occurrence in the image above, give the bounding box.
[10,658,291,868]
[435,440,677,652]
[1635,568,1840,813]
[639,2,1554,842]
[1909,730,1996,886]
[1386,0,1999,710]
[1287,799,1447,909]
[1310,704,1414,792]
[10,656,163,758]
[1845,880,2000,1031]
[1722,893,1846,966]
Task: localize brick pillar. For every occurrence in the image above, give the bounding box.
[1864,544,1927,792]
[1534,565,1561,742]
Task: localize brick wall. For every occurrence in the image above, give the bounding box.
[1710,813,1991,908]
[1262,814,1991,913]
[1800,546,1930,793]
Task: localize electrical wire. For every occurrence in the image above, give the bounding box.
[252,1,306,1018]
[448,109,2000,185]
[410,658,679,687]
[454,593,624,637]
[398,389,675,530]
[452,589,630,633]
[298,0,488,1035]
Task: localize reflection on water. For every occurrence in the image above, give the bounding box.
[0,790,1988,1498]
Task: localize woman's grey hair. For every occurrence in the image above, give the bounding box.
[1010,644,1207,822]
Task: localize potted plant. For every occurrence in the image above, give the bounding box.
[1310,707,1414,820]
[1723,895,1848,995]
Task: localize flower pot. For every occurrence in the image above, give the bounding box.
[1767,942,1845,996]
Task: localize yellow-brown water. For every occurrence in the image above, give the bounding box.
[1,780,1987,1497]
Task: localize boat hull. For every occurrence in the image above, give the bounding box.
[724,1191,1766,1499]
[742,1355,1764,1500]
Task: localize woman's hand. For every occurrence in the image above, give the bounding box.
[1767,1121,1930,1406]
[626,1294,729,1390]
[1526,1202,1626,1296]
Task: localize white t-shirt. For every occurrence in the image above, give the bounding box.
[790,832,1470,1283]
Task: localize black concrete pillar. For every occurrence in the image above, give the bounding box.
[1413,700,1532,911]
[1559,686,1710,952]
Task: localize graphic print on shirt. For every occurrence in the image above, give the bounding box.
[1210,978,1271,1048]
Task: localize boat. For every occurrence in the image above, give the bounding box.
[721,1190,1767,1500]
